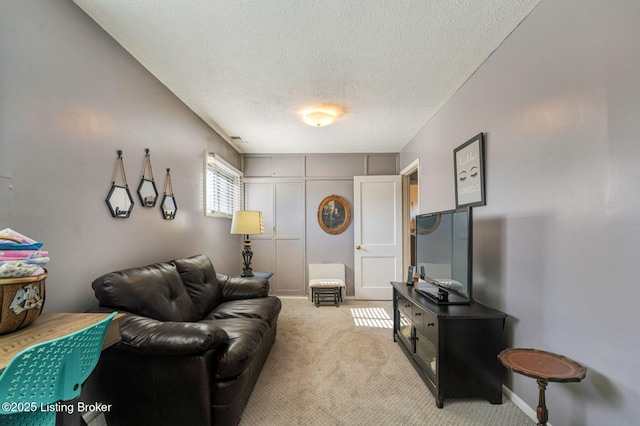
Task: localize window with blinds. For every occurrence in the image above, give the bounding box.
[205,152,242,218]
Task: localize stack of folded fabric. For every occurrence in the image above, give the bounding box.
[0,229,49,279]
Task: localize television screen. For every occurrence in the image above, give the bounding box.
[414,207,472,304]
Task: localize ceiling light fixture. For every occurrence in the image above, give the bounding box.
[303,111,335,127]
[301,104,346,127]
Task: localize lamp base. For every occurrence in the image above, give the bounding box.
[240,239,254,277]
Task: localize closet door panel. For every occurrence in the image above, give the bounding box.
[243,180,305,296]
[275,239,304,294]
[274,182,303,238]
[273,181,304,295]
[244,182,273,238]
[250,239,274,278]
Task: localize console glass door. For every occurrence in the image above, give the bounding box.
[396,309,412,350]
[415,327,437,379]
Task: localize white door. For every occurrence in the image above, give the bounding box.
[354,175,403,300]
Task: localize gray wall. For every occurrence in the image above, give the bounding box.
[244,153,398,296]
[0,0,241,312]
[306,154,398,297]
[400,0,640,424]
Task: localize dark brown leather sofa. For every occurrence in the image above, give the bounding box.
[90,254,281,426]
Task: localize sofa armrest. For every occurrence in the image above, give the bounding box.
[217,273,269,300]
[117,314,229,356]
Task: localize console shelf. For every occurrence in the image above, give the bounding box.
[391,281,506,408]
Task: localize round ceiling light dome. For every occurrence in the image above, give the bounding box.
[301,104,346,127]
[303,111,335,127]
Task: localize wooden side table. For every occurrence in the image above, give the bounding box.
[233,271,274,281]
[498,348,587,426]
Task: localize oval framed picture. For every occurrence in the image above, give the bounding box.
[317,195,351,235]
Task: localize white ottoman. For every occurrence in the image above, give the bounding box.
[308,264,346,307]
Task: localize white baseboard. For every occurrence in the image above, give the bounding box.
[503,385,552,426]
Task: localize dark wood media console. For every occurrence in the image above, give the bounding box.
[391,281,507,408]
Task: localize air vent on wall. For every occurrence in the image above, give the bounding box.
[230,136,247,145]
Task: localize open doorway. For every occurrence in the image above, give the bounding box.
[401,159,419,276]
[408,170,419,267]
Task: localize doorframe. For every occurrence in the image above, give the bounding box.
[400,158,420,274]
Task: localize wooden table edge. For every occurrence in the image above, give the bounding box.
[498,347,587,383]
[0,312,124,372]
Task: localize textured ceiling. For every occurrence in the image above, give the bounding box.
[72,0,540,154]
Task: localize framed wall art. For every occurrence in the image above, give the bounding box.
[454,133,486,208]
[317,195,351,235]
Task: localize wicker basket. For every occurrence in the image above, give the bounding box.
[0,271,47,335]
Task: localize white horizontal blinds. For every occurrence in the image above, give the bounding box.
[206,152,242,218]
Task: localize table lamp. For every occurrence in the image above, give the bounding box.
[230,210,264,277]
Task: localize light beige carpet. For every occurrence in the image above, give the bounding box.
[240,297,533,426]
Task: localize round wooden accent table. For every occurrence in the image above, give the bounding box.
[498,348,586,426]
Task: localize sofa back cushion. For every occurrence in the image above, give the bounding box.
[92,262,198,322]
[172,254,222,318]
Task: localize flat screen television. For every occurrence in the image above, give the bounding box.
[414,207,472,305]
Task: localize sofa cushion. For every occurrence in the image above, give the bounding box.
[118,315,229,355]
[172,254,223,318]
[205,296,282,326]
[92,262,198,322]
[217,273,270,300]
[200,318,270,379]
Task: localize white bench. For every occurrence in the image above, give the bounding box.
[308,264,345,307]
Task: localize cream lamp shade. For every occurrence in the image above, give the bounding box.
[230,211,264,235]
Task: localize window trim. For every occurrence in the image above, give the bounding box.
[205,152,242,219]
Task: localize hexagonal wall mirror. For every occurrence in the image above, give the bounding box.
[161,168,177,220]
[137,148,158,207]
[106,184,134,218]
[106,150,135,218]
[137,179,158,207]
[161,194,177,220]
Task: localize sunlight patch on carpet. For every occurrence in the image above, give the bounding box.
[350,307,395,328]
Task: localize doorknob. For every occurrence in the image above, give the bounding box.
[355,245,361,250]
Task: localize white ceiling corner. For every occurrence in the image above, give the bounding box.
[72,0,541,154]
